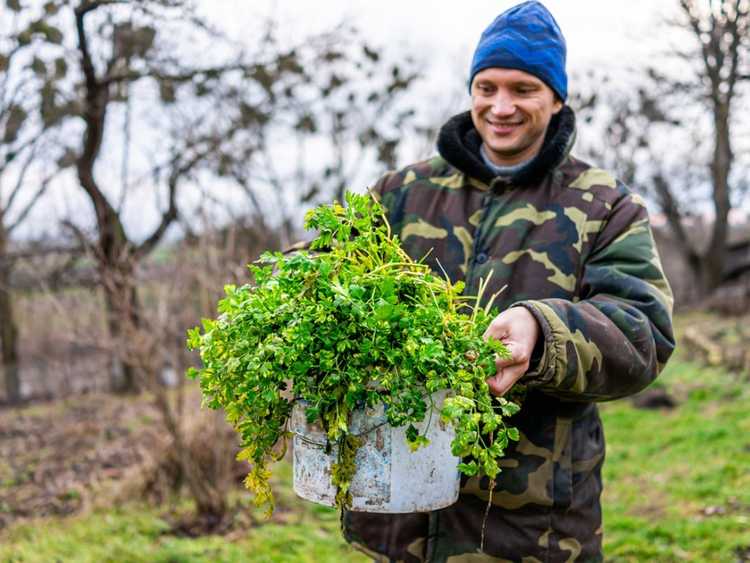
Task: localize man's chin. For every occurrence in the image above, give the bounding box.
[484,145,528,166]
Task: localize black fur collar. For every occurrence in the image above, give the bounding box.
[436,105,577,188]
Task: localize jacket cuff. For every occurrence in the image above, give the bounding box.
[510,300,558,386]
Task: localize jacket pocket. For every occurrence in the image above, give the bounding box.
[552,409,607,509]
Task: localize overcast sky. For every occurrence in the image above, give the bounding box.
[201,0,682,90]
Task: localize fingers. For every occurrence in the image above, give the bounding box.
[484,307,540,366]
[483,315,510,341]
[486,363,527,396]
[483,308,542,396]
[494,343,530,369]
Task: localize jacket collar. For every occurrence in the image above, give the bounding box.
[436,105,577,188]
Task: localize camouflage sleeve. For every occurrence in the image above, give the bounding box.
[368,170,400,203]
[515,192,676,401]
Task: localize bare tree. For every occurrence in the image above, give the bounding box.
[17,0,271,393]
[575,0,750,300]
[5,0,429,398]
[64,1,192,392]
[0,4,70,404]
[679,0,750,295]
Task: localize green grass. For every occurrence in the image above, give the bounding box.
[0,449,368,563]
[0,506,366,562]
[600,359,750,562]
[2,319,749,562]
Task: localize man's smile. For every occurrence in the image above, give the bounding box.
[486,118,524,134]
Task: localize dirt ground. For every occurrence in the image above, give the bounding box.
[678,311,750,373]
[0,393,164,531]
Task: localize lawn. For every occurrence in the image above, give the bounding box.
[599,358,750,562]
[1,324,748,562]
[0,461,369,563]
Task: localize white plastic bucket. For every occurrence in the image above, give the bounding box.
[291,390,460,513]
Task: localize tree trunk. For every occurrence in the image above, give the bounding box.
[703,100,733,293]
[0,223,22,404]
[101,258,142,393]
[0,270,21,405]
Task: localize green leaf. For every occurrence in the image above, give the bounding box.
[405,424,418,443]
[407,434,430,452]
[186,327,201,350]
[374,299,394,321]
[457,461,478,476]
[304,406,320,424]
[501,401,521,417]
[349,284,365,300]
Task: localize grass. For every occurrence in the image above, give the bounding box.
[600,358,750,562]
[0,461,369,563]
[0,507,364,563]
[1,315,749,562]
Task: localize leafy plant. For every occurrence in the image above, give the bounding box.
[187,192,522,516]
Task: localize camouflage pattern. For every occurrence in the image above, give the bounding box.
[343,108,675,562]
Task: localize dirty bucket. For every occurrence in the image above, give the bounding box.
[291,390,460,513]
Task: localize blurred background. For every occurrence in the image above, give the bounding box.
[0,1,748,561]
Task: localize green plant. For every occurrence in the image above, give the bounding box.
[187,192,522,516]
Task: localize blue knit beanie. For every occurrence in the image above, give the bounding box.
[469,1,567,101]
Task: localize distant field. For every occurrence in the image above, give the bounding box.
[1,316,749,562]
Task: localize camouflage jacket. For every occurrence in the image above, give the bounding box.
[344,107,675,562]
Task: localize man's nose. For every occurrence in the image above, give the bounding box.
[490,92,515,116]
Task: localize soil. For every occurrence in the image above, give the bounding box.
[0,393,162,531]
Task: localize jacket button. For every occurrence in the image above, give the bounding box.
[475,252,488,264]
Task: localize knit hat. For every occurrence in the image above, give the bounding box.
[468,1,567,101]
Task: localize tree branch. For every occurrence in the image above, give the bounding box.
[0,244,83,264]
[102,63,249,87]
[652,173,701,264]
[76,0,129,17]
[75,2,101,92]
[7,170,58,234]
[230,165,267,224]
[74,0,127,258]
[2,141,39,218]
[134,140,221,259]
[61,219,97,257]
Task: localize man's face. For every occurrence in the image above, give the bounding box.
[470,68,563,167]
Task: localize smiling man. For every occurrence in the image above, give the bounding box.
[344,2,675,562]
[472,68,562,168]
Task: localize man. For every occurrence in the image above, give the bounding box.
[344,2,675,561]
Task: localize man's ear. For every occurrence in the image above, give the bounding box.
[552,96,564,114]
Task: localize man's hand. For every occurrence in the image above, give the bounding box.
[483,307,541,396]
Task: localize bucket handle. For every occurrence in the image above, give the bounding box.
[292,418,390,448]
